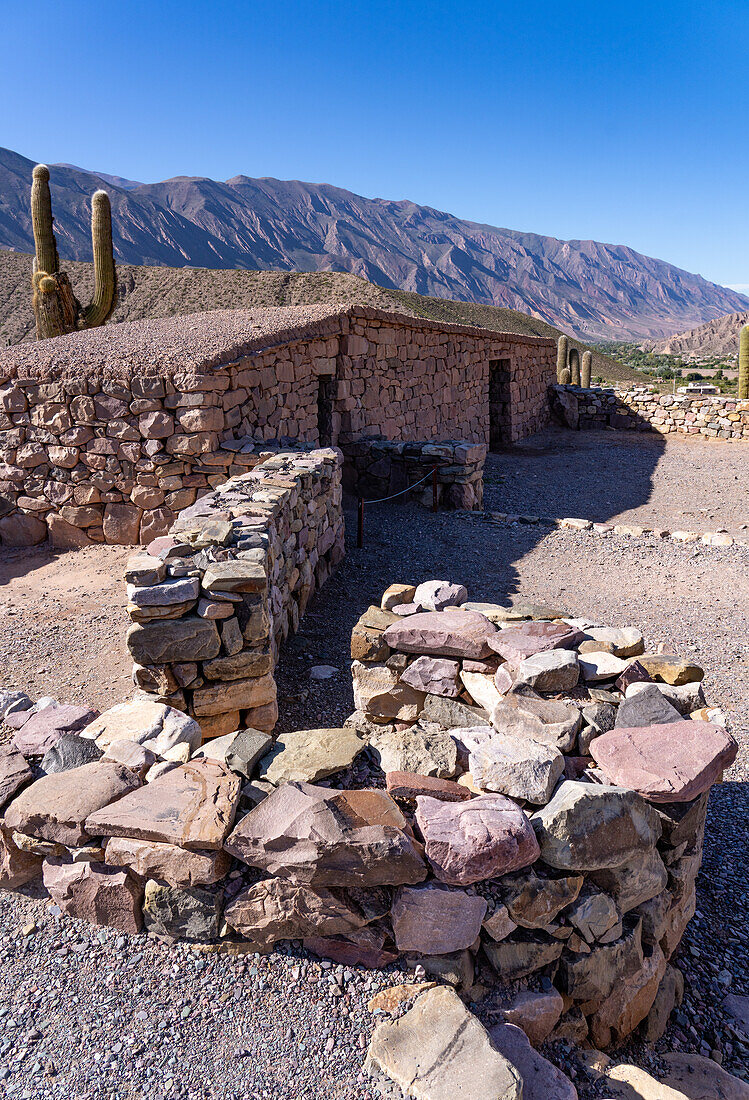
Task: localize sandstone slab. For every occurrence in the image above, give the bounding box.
[489,621,583,662]
[224,781,427,886]
[391,883,487,954]
[413,580,468,611]
[224,876,369,946]
[637,654,705,686]
[460,669,504,711]
[368,723,458,778]
[126,617,220,665]
[13,704,99,757]
[4,762,141,846]
[383,609,496,659]
[0,825,42,887]
[0,745,33,809]
[500,868,584,928]
[488,1023,577,1099]
[586,626,644,658]
[494,695,581,753]
[415,793,540,886]
[579,652,629,682]
[367,985,522,1100]
[81,698,202,756]
[86,760,241,850]
[192,673,277,718]
[484,937,564,981]
[385,771,470,803]
[512,650,580,693]
[660,1053,749,1098]
[495,988,565,1046]
[530,781,662,871]
[590,847,668,912]
[589,721,737,802]
[352,661,425,721]
[421,693,491,729]
[42,858,143,932]
[259,727,364,785]
[461,727,564,805]
[401,656,461,697]
[104,836,230,886]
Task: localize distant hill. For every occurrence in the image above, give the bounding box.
[1,145,746,342]
[0,249,638,382]
[649,310,749,361]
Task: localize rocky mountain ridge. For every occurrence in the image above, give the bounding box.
[1,145,746,342]
[649,310,749,360]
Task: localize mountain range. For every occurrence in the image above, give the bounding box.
[649,311,748,361]
[1,145,746,342]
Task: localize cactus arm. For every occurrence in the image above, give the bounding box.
[81,190,116,328]
[569,347,581,386]
[31,164,59,276]
[739,326,749,400]
[581,350,592,388]
[556,335,569,381]
[559,367,571,384]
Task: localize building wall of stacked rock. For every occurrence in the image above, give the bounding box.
[341,439,487,511]
[0,306,555,547]
[0,581,735,1053]
[552,383,749,438]
[125,448,344,738]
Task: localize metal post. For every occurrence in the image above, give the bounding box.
[432,465,439,512]
[357,498,364,548]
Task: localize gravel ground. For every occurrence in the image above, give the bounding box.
[0,443,748,1096]
[486,426,749,536]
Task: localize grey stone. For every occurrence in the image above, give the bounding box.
[512,650,580,693]
[421,693,491,729]
[485,937,564,981]
[41,734,104,774]
[126,577,200,607]
[0,745,33,809]
[126,617,221,665]
[142,879,222,941]
[615,683,682,727]
[259,728,364,785]
[530,781,662,871]
[368,723,458,779]
[567,890,620,943]
[492,695,581,753]
[488,1024,578,1100]
[461,727,564,805]
[589,847,668,912]
[559,919,644,1007]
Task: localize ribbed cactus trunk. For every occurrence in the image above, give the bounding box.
[739,326,749,400]
[30,164,116,340]
[559,367,571,384]
[556,335,569,382]
[581,350,592,388]
[569,347,581,386]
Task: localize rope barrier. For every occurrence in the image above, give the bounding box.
[357,464,441,547]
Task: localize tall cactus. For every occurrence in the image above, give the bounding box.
[569,347,581,386]
[581,350,592,388]
[739,325,749,400]
[30,164,116,340]
[556,334,569,381]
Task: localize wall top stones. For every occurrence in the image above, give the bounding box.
[0,305,555,383]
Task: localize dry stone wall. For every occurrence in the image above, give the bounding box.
[0,578,735,1056]
[341,439,487,511]
[0,307,555,546]
[125,448,344,738]
[552,383,749,439]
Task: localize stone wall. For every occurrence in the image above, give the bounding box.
[552,384,749,439]
[0,578,735,1055]
[125,448,344,738]
[341,439,487,511]
[0,307,555,547]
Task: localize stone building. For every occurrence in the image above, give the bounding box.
[0,305,555,546]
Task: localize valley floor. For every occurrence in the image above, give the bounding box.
[0,430,747,1097]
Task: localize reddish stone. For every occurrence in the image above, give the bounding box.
[386,771,471,803]
[0,745,33,809]
[4,762,141,846]
[415,793,540,886]
[589,721,737,802]
[12,704,99,757]
[0,825,42,887]
[488,621,583,662]
[383,609,497,659]
[391,883,487,954]
[304,927,398,969]
[399,656,461,697]
[42,858,143,932]
[615,660,654,693]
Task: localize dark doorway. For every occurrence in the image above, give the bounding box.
[317,376,335,446]
[489,359,512,450]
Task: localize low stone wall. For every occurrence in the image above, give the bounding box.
[551,384,749,439]
[341,439,487,511]
[125,448,344,738]
[0,578,737,1055]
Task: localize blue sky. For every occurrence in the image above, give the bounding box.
[2,0,747,286]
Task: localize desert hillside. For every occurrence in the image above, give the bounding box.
[0,249,638,382]
[649,309,749,360]
[2,146,746,342]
